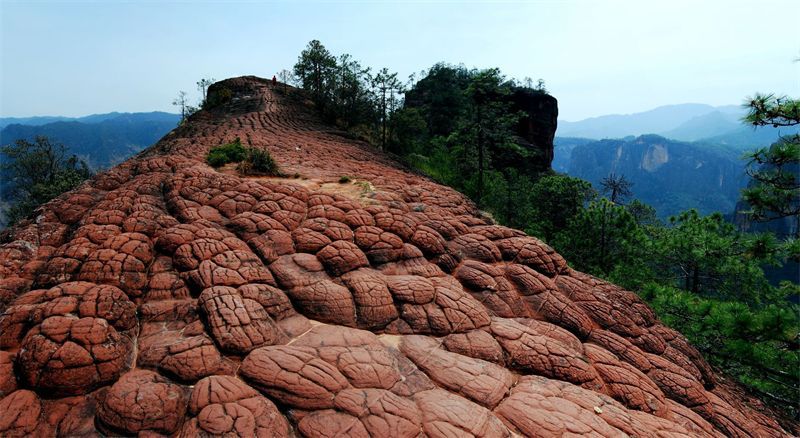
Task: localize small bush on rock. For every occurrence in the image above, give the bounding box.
[206,138,246,167]
[238,147,280,176]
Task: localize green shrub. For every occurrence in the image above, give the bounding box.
[205,150,228,167]
[203,86,233,109]
[206,138,246,167]
[238,147,280,176]
[339,175,351,183]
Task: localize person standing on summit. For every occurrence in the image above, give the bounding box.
[272,75,277,86]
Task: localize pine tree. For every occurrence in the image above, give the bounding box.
[293,40,337,110]
[741,94,800,237]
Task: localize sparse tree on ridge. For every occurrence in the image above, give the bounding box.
[277,69,294,92]
[173,91,190,121]
[197,78,215,103]
[601,173,634,204]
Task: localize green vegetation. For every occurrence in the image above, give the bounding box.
[642,283,798,406]
[237,147,280,176]
[1,136,93,224]
[206,138,246,167]
[205,138,280,176]
[287,40,799,415]
[203,86,233,110]
[741,94,799,238]
[338,175,352,183]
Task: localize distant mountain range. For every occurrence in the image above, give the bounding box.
[557,103,798,148]
[0,112,179,130]
[0,112,180,170]
[554,103,798,219]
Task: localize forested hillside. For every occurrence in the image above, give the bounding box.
[567,135,748,218]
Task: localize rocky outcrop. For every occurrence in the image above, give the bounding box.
[496,88,559,175]
[0,76,791,437]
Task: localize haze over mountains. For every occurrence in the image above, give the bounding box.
[0,111,180,170]
[557,103,787,142]
[555,103,797,219]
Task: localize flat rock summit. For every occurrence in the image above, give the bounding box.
[0,76,792,437]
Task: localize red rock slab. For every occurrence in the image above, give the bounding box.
[76,232,153,297]
[182,375,290,437]
[494,236,567,276]
[488,317,604,390]
[315,345,403,391]
[442,329,505,364]
[34,392,104,437]
[340,268,398,329]
[248,229,295,263]
[137,327,237,382]
[413,388,511,437]
[237,282,296,321]
[316,240,370,277]
[0,389,42,436]
[198,286,284,354]
[397,276,491,336]
[385,274,436,304]
[409,224,447,256]
[268,252,327,286]
[17,315,133,395]
[0,351,16,398]
[587,328,654,373]
[290,324,383,348]
[295,388,422,437]
[447,234,502,263]
[97,369,187,435]
[401,335,514,408]
[353,225,406,264]
[505,264,594,338]
[583,343,667,415]
[495,375,699,437]
[239,345,350,409]
[0,281,136,350]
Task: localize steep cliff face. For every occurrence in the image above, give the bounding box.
[492,88,558,175]
[569,134,748,218]
[0,76,791,437]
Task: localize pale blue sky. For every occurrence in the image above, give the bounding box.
[1,0,798,121]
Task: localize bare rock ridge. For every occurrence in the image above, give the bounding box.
[0,75,790,437]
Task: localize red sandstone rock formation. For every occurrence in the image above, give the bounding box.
[0,76,793,437]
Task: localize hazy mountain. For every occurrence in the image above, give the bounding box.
[0,111,179,130]
[700,124,800,150]
[557,103,720,139]
[567,134,748,218]
[0,112,180,170]
[557,103,795,150]
[0,116,72,129]
[661,109,743,141]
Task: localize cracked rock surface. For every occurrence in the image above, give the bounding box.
[0,76,792,437]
